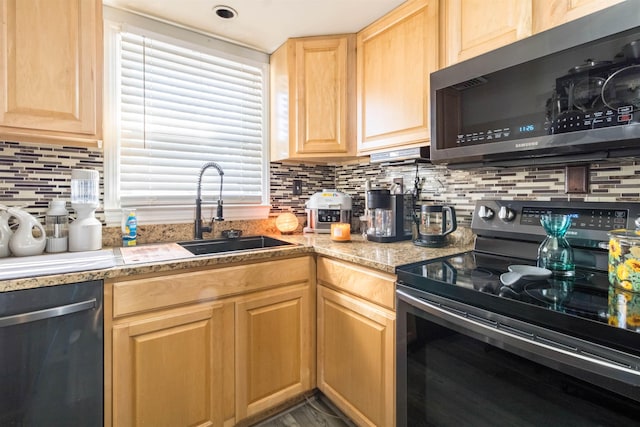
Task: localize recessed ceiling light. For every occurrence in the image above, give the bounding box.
[213,5,238,20]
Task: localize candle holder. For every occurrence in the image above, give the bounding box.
[275,213,299,235]
[330,223,351,242]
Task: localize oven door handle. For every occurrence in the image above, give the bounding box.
[0,299,97,328]
[397,288,640,387]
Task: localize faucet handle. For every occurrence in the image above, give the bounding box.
[214,199,224,221]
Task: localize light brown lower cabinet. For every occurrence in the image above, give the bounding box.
[112,302,231,427]
[107,254,397,427]
[235,283,315,420]
[317,257,396,427]
[106,255,314,427]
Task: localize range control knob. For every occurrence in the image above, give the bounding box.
[498,206,516,222]
[478,205,494,220]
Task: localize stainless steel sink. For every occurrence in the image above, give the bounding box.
[178,235,295,256]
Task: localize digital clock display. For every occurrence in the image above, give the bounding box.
[519,124,535,133]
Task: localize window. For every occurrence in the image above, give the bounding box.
[103,7,270,226]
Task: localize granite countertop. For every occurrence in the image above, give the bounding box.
[0,232,475,292]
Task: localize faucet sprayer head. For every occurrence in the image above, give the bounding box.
[196,161,224,200]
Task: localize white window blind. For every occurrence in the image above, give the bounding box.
[118,31,266,207]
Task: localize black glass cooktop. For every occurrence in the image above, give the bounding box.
[397,251,640,356]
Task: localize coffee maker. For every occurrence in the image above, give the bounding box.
[366,189,413,243]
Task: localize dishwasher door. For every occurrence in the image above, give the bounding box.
[0,280,103,427]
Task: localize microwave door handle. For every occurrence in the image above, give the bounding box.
[0,299,97,328]
[396,289,640,388]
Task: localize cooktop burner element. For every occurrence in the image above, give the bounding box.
[396,200,640,357]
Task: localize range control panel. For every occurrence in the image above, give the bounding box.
[519,206,628,231]
[471,200,640,248]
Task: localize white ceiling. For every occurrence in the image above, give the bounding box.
[103,0,406,53]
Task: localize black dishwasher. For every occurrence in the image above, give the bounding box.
[0,280,103,426]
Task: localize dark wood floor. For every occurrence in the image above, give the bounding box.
[253,395,356,427]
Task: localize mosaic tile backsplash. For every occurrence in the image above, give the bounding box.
[2,140,640,234]
[0,141,104,221]
[274,159,640,227]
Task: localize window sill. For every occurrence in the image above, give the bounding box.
[104,204,272,227]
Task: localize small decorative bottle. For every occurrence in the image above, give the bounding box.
[45,200,69,253]
[122,209,137,247]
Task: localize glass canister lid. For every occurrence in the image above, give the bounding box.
[609,227,640,237]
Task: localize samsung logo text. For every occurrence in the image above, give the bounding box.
[515,141,539,149]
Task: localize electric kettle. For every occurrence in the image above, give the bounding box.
[413,205,457,248]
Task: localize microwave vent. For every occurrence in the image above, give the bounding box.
[452,76,488,90]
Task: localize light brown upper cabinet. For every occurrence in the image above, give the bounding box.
[270,35,356,162]
[356,0,438,154]
[0,0,102,147]
[441,0,532,67]
[532,0,625,34]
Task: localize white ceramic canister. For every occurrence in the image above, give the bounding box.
[7,207,46,257]
[69,169,102,251]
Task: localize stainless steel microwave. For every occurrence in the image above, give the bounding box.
[430,0,640,168]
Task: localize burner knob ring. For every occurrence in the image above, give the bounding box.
[498,206,516,222]
[478,205,494,220]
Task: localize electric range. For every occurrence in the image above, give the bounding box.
[396,200,640,426]
[398,199,640,355]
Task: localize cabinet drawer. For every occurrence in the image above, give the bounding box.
[316,257,396,311]
[111,256,311,318]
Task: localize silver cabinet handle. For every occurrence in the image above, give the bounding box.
[0,299,97,327]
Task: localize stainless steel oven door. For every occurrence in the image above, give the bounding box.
[396,285,640,427]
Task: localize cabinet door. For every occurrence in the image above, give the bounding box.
[442,0,532,66]
[235,284,314,421]
[295,36,355,156]
[532,0,624,34]
[357,0,438,154]
[317,285,395,427]
[270,35,356,161]
[112,303,229,427]
[0,0,101,146]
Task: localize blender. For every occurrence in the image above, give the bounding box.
[68,169,102,251]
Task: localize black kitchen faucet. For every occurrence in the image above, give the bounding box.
[194,161,224,239]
